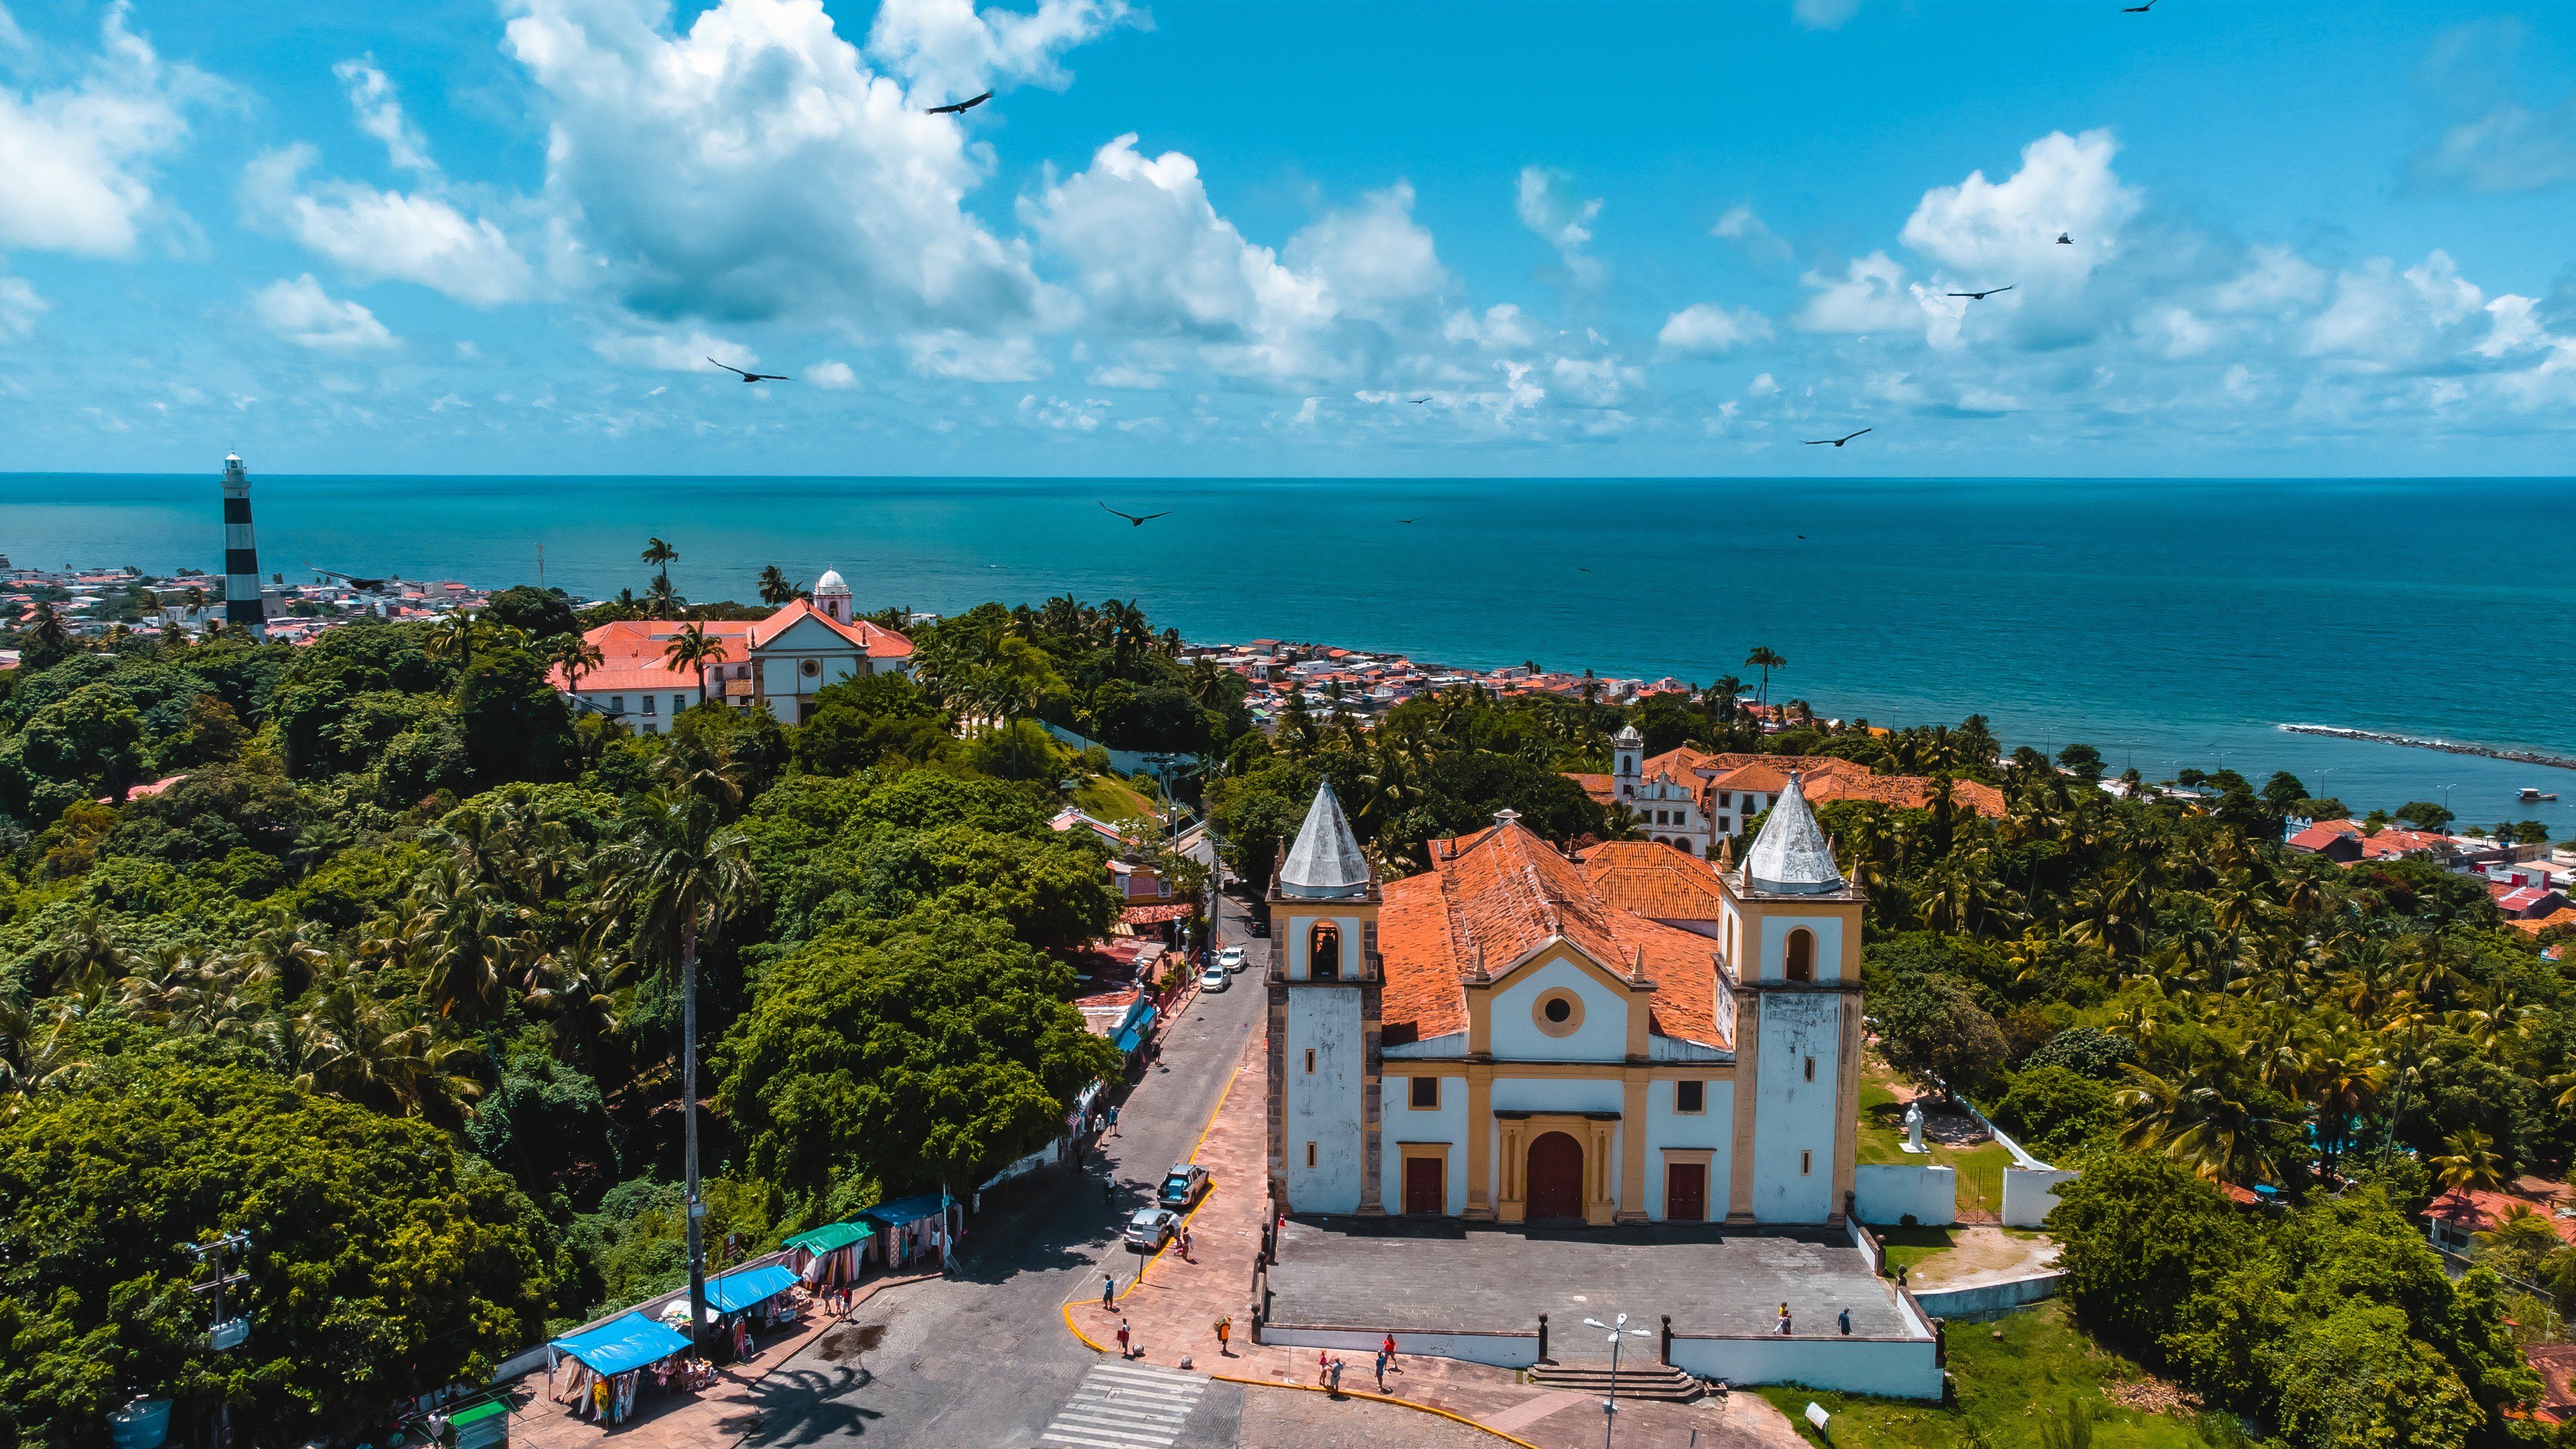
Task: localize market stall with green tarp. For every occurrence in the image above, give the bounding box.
[782,1221,874,1293]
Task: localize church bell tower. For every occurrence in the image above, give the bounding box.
[1265,782,1384,1216]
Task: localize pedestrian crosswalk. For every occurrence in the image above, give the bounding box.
[1040,1360,1208,1449]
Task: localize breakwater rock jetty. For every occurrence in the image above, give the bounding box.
[2281,724,2576,772]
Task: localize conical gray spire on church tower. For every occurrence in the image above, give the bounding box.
[1279,781,1371,898]
[1742,772,1843,894]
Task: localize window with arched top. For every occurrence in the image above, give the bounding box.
[1309,922,1342,981]
[1784,928,1815,983]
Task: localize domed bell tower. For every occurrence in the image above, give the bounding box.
[1719,773,1866,1225]
[1265,782,1384,1216]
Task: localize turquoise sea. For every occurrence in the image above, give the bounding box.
[5,474,2573,836]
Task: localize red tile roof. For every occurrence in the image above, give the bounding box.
[2287,822,2362,851]
[1574,840,1731,922]
[547,606,910,691]
[1379,820,1727,1049]
[2362,829,2453,859]
[2426,1180,2576,1245]
[1565,772,1615,806]
[2512,906,2576,937]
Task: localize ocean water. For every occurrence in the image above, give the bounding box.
[5,473,2574,836]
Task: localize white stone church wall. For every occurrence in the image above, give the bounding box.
[1380,1075,1467,1215]
[1487,957,1628,1060]
[1751,992,1841,1222]
[1283,989,1364,1213]
[1645,1078,1733,1220]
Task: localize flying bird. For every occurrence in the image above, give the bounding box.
[2123,0,2155,11]
[1803,428,1873,447]
[1397,518,1419,524]
[707,358,790,383]
[1100,503,1171,527]
[2056,232,2074,245]
[1946,285,2015,301]
[1409,397,1431,404]
[927,90,993,115]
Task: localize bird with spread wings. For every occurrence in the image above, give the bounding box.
[1803,428,1873,447]
[708,358,790,383]
[928,91,993,115]
[1100,503,1172,527]
[1946,285,2015,301]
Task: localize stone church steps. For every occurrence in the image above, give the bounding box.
[1526,1360,1705,1401]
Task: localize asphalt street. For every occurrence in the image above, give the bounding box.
[741,876,1270,1449]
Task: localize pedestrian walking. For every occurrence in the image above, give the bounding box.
[1838,1307,1852,1336]
[1775,1303,1793,1336]
[1214,1316,1232,1357]
[1316,1349,1331,1385]
[1381,1333,1397,1371]
[1179,1226,1193,1261]
[1116,1318,1132,1359]
[1101,1271,1116,1309]
[1107,1104,1121,1137]
[1328,1357,1344,1396]
[1373,1349,1387,1391]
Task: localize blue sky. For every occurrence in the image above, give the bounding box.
[6,0,2576,476]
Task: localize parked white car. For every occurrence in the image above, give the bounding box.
[1199,965,1229,992]
[1216,946,1247,973]
[1124,1206,1180,1251]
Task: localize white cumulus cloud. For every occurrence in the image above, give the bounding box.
[503,0,1048,331]
[246,146,533,305]
[863,0,1133,105]
[253,274,397,350]
[0,1,210,256]
[333,56,433,172]
[1514,165,1601,284]
[1658,301,1773,355]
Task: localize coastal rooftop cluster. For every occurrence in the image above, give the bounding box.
[3,560,508,652]
[1182,638,1752,727]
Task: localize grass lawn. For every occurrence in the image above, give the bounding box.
[1074,774,1160,822]
[1857,1053,2017,1219]
[1756,1302,2211,1448]
[1872,1224,1957,1280]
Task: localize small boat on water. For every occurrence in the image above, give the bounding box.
[2520,787,2560,803]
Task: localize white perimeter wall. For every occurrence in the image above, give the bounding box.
[1666,1336,1943,1400]
[1644,1078,1733,1221]
[2003,1166,2078,1228]
[1382,1074,1468,1215]
[1854,1164,1956,1227]
[1259,1326,1539,1369]
[1751,993,1841,1223]
[1284,989,1364,1213]
[1488,956,1631,1061]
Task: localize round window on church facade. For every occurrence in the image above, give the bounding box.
[1532,988,1584,1038]
[800,659,820,678]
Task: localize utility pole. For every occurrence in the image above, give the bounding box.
[185,1231,252,1449]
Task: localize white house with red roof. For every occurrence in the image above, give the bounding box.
[546,569,912,734]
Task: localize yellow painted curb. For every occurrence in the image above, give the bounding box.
[1212,1375,1545,1449]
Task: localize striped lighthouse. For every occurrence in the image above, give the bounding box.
[220,454,267,638]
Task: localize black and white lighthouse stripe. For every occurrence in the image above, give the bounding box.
[221,454,265,636]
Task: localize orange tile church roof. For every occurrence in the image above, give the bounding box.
[546,603,910,691]
[1574,840,1733,921]
[1378,819,1728,1050]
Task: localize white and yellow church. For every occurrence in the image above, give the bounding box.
[1263,774,1864,1227]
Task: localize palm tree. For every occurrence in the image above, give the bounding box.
[551,632,605,694]
[644,574,682,616]
[2115,1059,2291,1186]
[1743,647,1785,713]
[2431,1127,2506,1196]
[23,598,74,656]
[641,537,678,593]
[0,998,88,1113]
[756,565,802,606]
[663,624,729,704]
[593,789,756,1347]
[411,864,533,1026]
[427,610,490,672]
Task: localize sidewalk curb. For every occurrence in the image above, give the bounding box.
[1208,1375,1545,1449]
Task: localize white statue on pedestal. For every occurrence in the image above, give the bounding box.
[1902,1099,1926,1154]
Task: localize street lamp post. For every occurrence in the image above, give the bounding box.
[1581,1313,1654,1449]
[185,1231,253,1449]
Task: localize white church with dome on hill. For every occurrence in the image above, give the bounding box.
[545,569,913,733]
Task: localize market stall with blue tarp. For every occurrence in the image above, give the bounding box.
[544,1312,693,1426]
[1113,1004,1157,1056]
[704,1264,799,1315]
[861,1193,958,1271]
